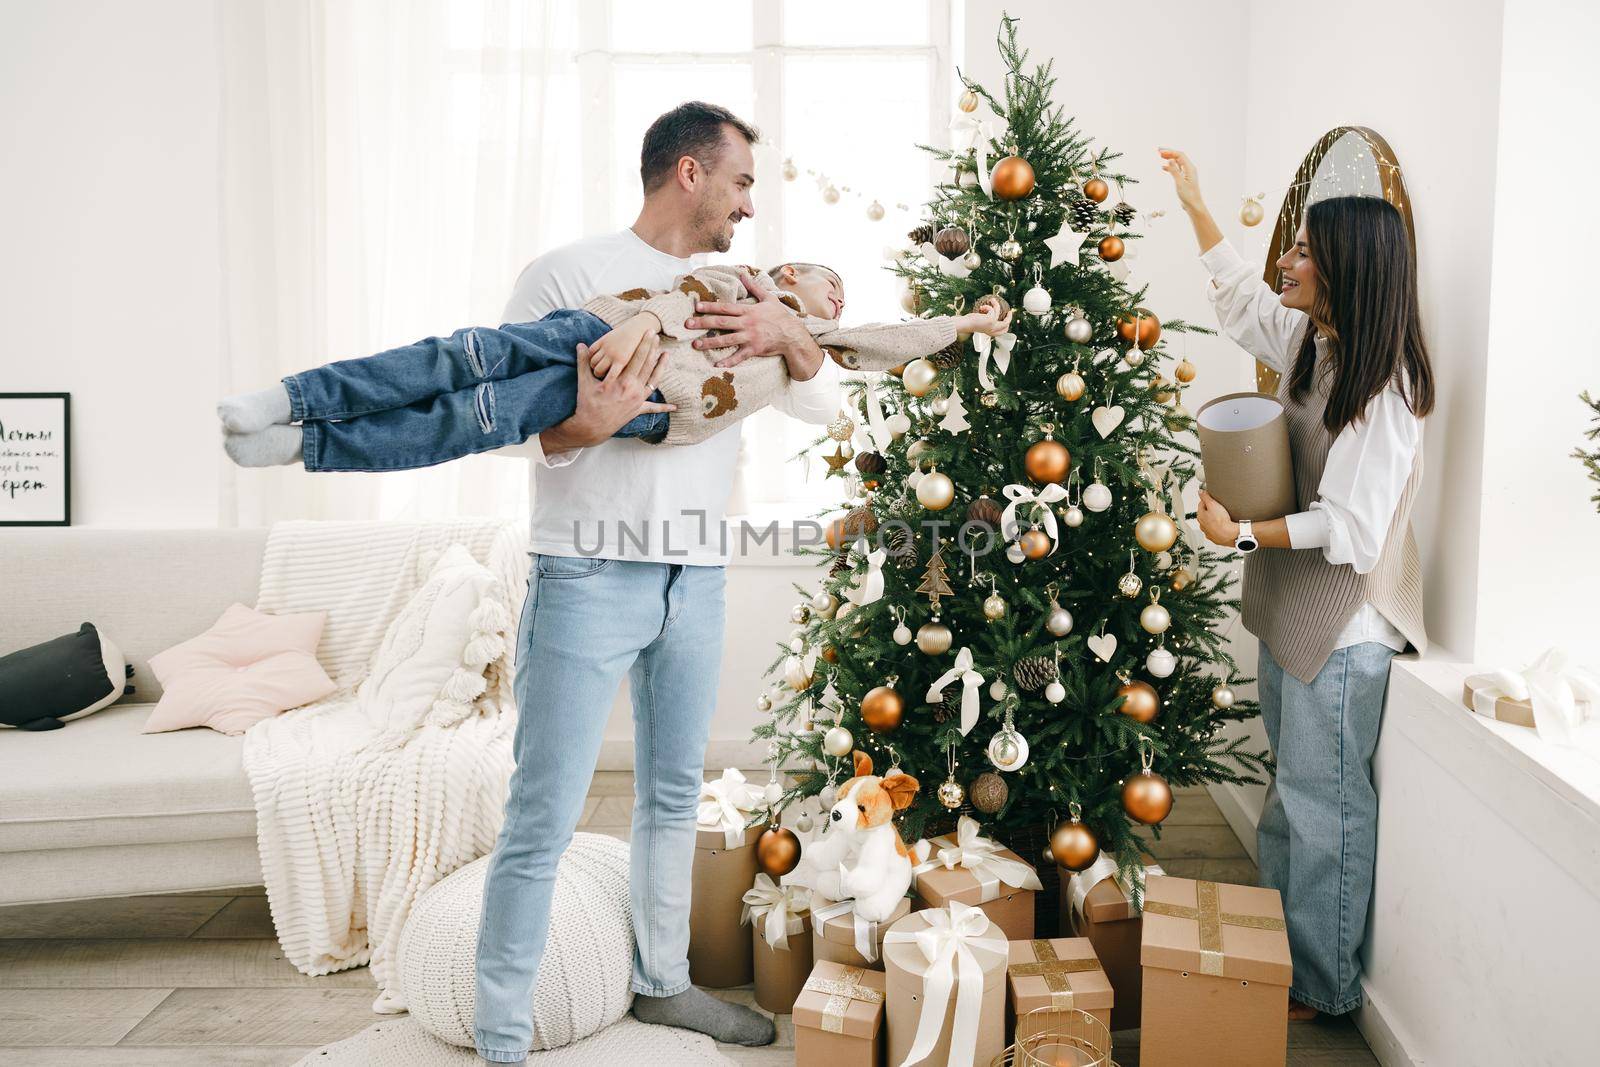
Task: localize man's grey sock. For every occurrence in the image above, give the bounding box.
[631,986,776,1046]
[218,384,293,434]
[224,425,304,467]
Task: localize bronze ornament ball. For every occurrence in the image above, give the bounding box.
[861,685,905,733]
[854,451,886,476]
[1175,357,1197,383]
[934,226,970,258]
[1082,176,1110,203]
[756,826,803,877]
[1025,439,1072,484]
[1115,308,1162,350]
[1055,371,1086,402]
[1135,511,1180,553]
[991,155,1036,200]
[1097,235,1125,262]
[1050,818,1101,871]
[968,495,1004,529]
[1020,528,1052,560]
[1121,770,1175,825]
[1116,679,1160,724]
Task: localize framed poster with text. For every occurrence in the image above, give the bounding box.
[0,393,71,526]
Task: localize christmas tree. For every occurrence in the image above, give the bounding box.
[755,15,1269,899]
[1577,391,1600,511]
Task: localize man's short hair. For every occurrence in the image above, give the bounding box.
[640,101,760,193]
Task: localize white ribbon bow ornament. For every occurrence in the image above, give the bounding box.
[925,647,985,736]
[847,540,887,607]
[1000,482,1069,549]
[949,114,1009,199]
[697,768,762,848]
[972,330,1016,391]
[741,874,812,950]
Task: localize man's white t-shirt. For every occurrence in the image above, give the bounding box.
[498,228,841,566]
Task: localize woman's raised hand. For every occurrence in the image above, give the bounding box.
[1159,149,1206,214]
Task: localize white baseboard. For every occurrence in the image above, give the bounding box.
[1207,779,1262,865]
[597,737,769,773]
[1356,980,1419,1066]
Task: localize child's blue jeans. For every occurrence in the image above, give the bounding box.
[281,309,669,472]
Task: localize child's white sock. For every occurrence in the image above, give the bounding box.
[223,425,303,467]
[218,384,293,434]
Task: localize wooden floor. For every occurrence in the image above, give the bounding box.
[0,772,1377,1065]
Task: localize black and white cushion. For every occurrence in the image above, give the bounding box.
[0,622,134,731]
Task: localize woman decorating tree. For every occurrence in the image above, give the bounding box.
[1160,149,1434,1020]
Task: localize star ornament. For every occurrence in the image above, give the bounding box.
[823,445,851,471]
[1044,221,1092,269]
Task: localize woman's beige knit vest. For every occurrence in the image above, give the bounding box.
[1240,327,1428,683]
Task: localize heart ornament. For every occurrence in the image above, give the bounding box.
[1087,632,1118,663]
[1091,404,1125,439]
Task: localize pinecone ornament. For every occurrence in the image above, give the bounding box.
[1113,201,1136,226]
[908,223,935,245]
[1068,194,1100,232]
[1013,655,1056,692]
[884,523,916,568]
[928,340,964,371]
[829,550,853,578]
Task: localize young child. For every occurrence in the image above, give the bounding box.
[218,262,1011,472]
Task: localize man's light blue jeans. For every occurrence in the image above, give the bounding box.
[473,553,727,1063]
[1256,639,1396,1016]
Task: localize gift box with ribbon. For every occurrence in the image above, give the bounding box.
[1059,851,1162,1032]
[743,874,814,1013]
[688,768,764,988]
[910,816,1042,941]
[1139,875,1292,1067]
[812,893,911,971]
[1462,649,1600,754]
[793,960,886,1066]
[883,902,1009,1067]
[1005,936,1113,1045]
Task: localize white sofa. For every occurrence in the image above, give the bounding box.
[0,528,272,906]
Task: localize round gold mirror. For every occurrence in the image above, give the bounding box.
[1257,127,1414,392]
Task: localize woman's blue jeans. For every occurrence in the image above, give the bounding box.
[1255,638,1396,1015]
[472,554,727,1063]
[281,309,668,472]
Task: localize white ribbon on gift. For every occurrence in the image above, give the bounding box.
[885,902,1007,1067]
[741,874,812,951]
[1066,852,1166,932]
[971,330,1015,391]
[696,767,762,849]
[847,540,887,607]
[925,647,984,736]
[909,816,1045,903]
[1467,647,1600,755]
[949,114,1008,199]
[1000,483,1068,548]
[813,896,886,964]
[862,373,894,453]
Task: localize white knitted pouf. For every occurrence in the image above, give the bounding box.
[294,1015,738,1066]
[396,832,634,1051]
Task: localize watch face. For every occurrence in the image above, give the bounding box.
[1237,536,1259,553]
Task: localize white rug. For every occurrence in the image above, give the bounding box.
[295,1015,739,1066]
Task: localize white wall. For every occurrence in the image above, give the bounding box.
[0,0,226,526]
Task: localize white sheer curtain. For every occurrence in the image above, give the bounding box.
[218,0,581,526]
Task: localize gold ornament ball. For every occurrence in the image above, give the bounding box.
[1140,601,1172,634]
[822,185,840,205]
[1175,357,1197,383]
[1135,511,1180,553]
[756,826,803,877]
[1240,197,1265,226]
[916,470,955,510]
[822,725,854,757]
[1050,818,1101,871]
[821,645,839,664]
[991,155,1036,200]
[861,685,905,733]
[1117,679,1160,723]
[785,659,814,692]
[980,391,999,408]
[983,592,1007,620]
[937,778,966,810]
[1171,566,1196,592]
[958,88,980,113]
[1212,684,1236,710]
[1115,308,1162,350]
[1118,571,1144,598]
[916,621,953,655]
[1082,176,1110,203]
[866,200,885,221]
[1056,371,1086,402]
[781,159,798,182]
[970,772,1008,814]
[1020,528,1052,560]
[1122,771,1175,825]
[902,358,939,397]
[1025,439,1072,484]
[827,412,855,441]
[1098,235,1125,262]
[963,250,982,269]
[997,238,1023,261]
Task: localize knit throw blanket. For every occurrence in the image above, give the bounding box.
[242,519,529,1013]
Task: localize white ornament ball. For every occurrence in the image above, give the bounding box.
[1006,542,1027,564]
[795,813,814,834]
[893,623,913,646]
[756,692,772,712]
[915,470,955,510]
[931,397,949,416]
[1045,680,1066,704]
[866,200,885,221]
[1063,504,1085,528]
[1212,684,1236,710]
[1147,645,1177,678]
[811,590,837,614]
[989,678,1009,701]
[963,250,982,269]
[1023,285,1052,316]
[1046,606,1074,637]
[1065,315,1094,345]
[764,780,784,806]
[987,727,1030,772]
[1124,348,1145,367]
[886,413,912,437]
[1140,601,1172,634]
[822,185,840,204]
[902,358,939,397]
[822,725,854,758]
[1083,481,1113,512]
[782,160,799,181]
[819,785,837,808]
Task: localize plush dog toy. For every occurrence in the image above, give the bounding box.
[805,750,919,922]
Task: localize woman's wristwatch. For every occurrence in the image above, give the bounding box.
[1234,519,1258,554]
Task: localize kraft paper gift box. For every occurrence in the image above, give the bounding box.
[812,894,911,971]
[1195,391,1297,521]
[743,874,814,1013]
[1006,936,1113,1045]
[909,815,1042,941]
[882,903,1009,1067]
[688,768,765,988]
[793,960,886,1067]
[1058,853,1163,1032]
[1138,875,1292,1067]
[1462,675,1538,728]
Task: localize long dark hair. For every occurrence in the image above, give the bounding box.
[1289,196,1435,433]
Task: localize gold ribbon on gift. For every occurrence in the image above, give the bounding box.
[1006,939,1101,1009]
[802,966,884,1034]
[1142,879,1286,976]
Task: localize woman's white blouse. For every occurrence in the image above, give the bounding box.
[1200,239,1421,653]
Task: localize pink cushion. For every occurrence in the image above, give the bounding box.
[142,603,337,736]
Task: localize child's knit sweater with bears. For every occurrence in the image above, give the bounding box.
[582,264,958,446]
